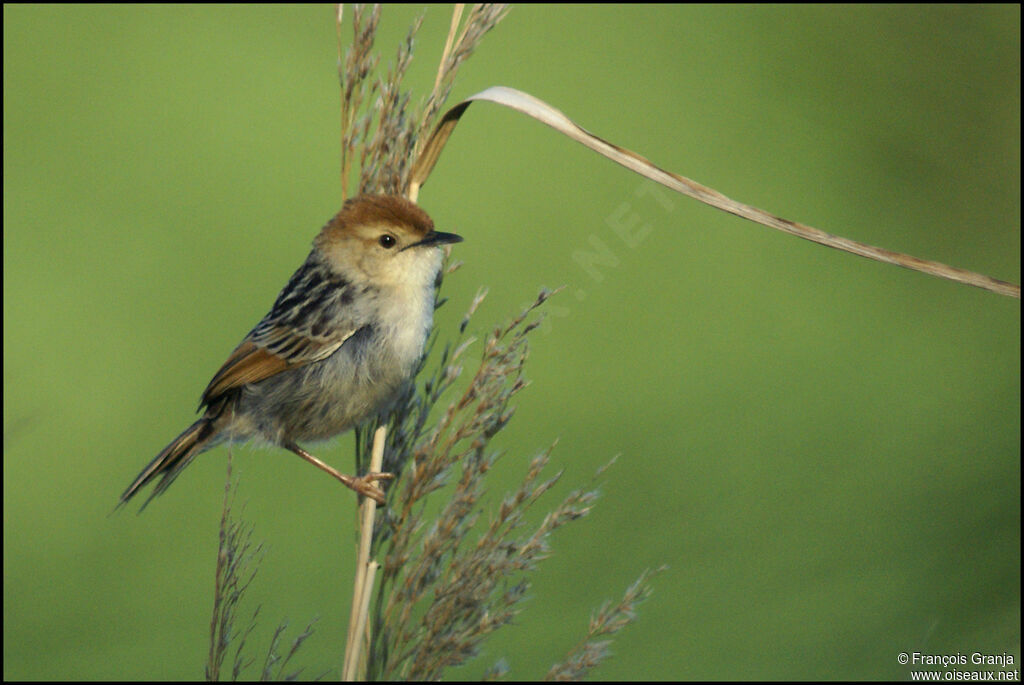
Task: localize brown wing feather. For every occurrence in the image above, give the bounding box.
[200,330,354,407]
[199,250,363,408]
[201,342,292,405]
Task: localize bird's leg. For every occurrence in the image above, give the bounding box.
[283,441,393,505]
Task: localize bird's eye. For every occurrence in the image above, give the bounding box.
[378,234,397,249]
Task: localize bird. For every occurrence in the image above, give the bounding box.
[121,194,462,509]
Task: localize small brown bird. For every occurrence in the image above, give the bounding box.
[121,194,462,508]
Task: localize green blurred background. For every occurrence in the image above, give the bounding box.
[4,5,1019,680]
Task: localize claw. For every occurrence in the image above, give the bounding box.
[351,471,395,505]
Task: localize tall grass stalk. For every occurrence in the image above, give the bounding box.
[206,5,660,680]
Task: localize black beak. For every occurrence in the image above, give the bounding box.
[405,230,463,250]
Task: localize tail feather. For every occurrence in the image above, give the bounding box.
[120,418,217,510]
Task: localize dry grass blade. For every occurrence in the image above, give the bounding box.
[409,86,1019,299]
[409,4,509,202]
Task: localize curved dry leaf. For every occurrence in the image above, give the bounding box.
[409,86,1019,299]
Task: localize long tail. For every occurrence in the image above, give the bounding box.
[120,417,218,510]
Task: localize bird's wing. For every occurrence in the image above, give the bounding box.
[199,332,353,405]
[199,256,366,407]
